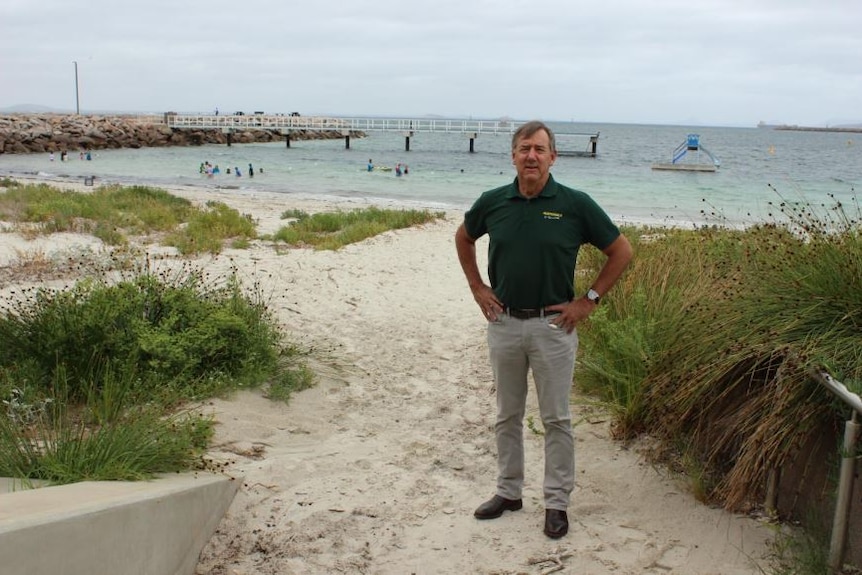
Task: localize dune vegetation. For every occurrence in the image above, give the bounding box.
[576,189,861,573]
[0,181,441,485]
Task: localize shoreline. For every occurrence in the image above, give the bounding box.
[2,173,730,232]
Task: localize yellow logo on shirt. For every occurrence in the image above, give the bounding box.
[542,211,563,220]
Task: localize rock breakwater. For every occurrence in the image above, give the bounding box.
[0,114,361,154]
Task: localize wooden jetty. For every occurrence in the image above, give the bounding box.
[164,113,599,154]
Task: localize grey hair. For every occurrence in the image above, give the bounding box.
[511,121,556,153]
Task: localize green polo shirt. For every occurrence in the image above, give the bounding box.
[463,174,620,309]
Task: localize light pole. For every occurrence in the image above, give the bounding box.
[73,61,80,114]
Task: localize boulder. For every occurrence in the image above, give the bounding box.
[0,114,362,154]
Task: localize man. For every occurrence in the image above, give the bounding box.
[454,120,632,538]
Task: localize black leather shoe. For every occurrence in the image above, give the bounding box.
[544,509,568,538]
[473,495,523,519]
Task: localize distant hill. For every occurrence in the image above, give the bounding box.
[0,104,166,115]
[759,120,862,131]
[0,104,71,114]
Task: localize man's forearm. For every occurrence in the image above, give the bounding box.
[455,224,484,290]
[590,234,633,295]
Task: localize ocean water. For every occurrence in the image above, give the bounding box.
[1,121,859,228]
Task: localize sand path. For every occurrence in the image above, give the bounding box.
[179,190,773,575]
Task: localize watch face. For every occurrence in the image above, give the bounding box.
[587,289,600,303]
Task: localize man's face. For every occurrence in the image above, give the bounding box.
[512,129,557,189]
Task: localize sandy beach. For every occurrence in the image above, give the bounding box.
[0,179,776,574]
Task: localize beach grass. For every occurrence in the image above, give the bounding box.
[0,398,213,484]
[576,191,861,573]
[164,200,257,254]
[0,182,253,255]
[272,206,446,250]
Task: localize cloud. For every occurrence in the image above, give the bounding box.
[1,0,860,126]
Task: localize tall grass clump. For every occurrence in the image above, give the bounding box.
[577,190,861,513]
[0,396,213,484]
[164,200,257,254]
[272,207,445,250]
[575,227,736,437]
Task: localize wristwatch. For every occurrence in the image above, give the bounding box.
[586,288,601,305]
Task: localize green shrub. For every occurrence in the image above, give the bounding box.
[0,262,310,484]
[0,267,280,404]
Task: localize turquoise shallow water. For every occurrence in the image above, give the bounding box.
[1,121,859,227]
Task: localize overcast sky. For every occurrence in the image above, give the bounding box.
[1,0,860,127]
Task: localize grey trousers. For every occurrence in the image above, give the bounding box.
[487,313,578,510]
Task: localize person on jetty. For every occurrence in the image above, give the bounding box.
[455,120,632,540]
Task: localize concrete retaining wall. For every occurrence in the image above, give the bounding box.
[0,473,241,575]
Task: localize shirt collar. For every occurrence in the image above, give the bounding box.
[507,174,558,201]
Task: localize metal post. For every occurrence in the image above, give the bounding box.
[73,61,80,114]
[811,370,862,573]
[829,412,859,572]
